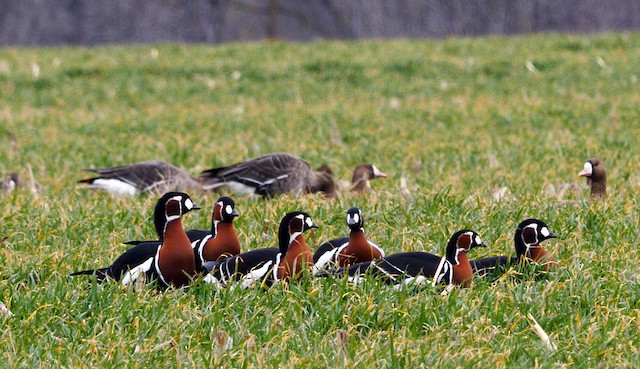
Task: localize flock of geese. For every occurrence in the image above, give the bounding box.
[76,152,388,198]
[60,154,606,293]
[0,154,606,316]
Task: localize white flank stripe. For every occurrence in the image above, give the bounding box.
[203,273,223,288]
[226,182,262,195]
[122,257,154,287]
[431,257,448,287]
[312,244,345,274]
[86,179,138,196]
[394,275,428,290]
[240,260,274,289]
[196,235,213,263]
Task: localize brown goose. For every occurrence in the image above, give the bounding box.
[198,153,335,198]
[350,164,388,193]
[471,218,557,277]
[199,153,386,198]
[0,173,19,193]
[202,211,317,288]
[78,161,203,196]
[578,158,606,198]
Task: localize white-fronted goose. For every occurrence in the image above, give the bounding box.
[199,153,386,198]
[78,161,202,196]
[578,158,606,198]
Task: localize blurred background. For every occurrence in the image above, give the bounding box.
[1,0,639,46]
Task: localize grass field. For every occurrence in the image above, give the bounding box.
[1,33,640,367]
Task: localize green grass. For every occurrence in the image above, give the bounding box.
[1,33,640,367]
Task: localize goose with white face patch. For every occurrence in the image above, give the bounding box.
[471,218,557,276]
[313,207,385,274]
[578,158,606,199]
[198,153,387,198]
[187,196,241,270]
[202,211,317,289]
[123,196,242,273]
[78,161,203,196]
[350,164,388,193]
[316,230,486,289]
[71,192,201,289]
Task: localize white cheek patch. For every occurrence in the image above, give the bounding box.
[475,235,482,245]
[582,162,593,176]
[184,198,194,210]
[225,205,233,214]
[352,213,360,224]
[540,227,551,238]
[305,217,314,228]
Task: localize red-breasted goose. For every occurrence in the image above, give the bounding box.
[71,192,201,289]
[313,207,384,274]
[317,230,486,289]
[471,218,557,276]
[202,211,317,288]
[123,196,241,272]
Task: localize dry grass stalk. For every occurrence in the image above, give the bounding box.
[527,313,557,352]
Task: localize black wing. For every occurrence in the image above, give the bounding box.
[209,248,280,286]
[70,242,159,282]
[313,237,349,264]
[375,252,442,279]
[126,229,209,246]
[470,255,516,276]
[317,251,443,283]
[106,242,160,281]
[186,229,211,243]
